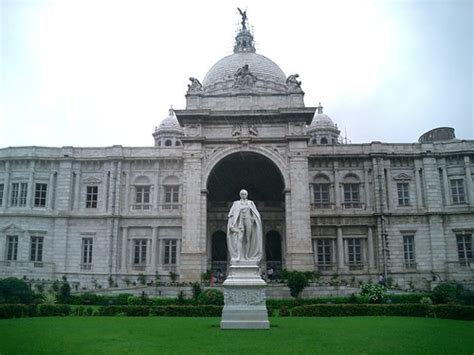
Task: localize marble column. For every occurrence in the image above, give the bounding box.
[74,171,81,211]
[337,227,344,270]
[151,227,158,272]
[364,165,371,209]
[414,160,423,208]
[334,161,341,208]
[121,227,128,273]
[441,164,450,206]
[48,171,55,211]
[27,161,35,208]
[464,156,474,206]
[2,161,11,209]
[367,227,375,269]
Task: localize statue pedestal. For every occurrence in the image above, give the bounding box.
[220,261,269,329]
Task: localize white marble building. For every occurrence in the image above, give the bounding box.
[0,17,473,290]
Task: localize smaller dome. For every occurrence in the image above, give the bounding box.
[156,108,183,133]
[308,103,337,131]
[153,107,184,147]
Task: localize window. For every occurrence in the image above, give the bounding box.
[165,186,179,203]
[34,183,48,207]
[457,234,472,266]
[451,179,466,204]
[134,239,147,265]
[403,235,416,269]
[82,238,93,268]
[30,236,44,262]
[316,239,332,270]
[320,137,328,144]
[313,184,330,208]
[397,183,410,206]
[164,140,172,146]
[6,235,18,261]
[86,186,98,208]
[164,239,177,266]
[10,182,28,207]
[135,186,151,208]
[347,238,362,266]
[0,184,4,206]
[343,184,360,208]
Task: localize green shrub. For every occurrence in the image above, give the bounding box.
[432,282,464,304]
[98,305,223,317]
[0,277,33,304]
[192,283,202,300]
[0,304,30,318]
[360,283,387,303]
[432,304,474,320]
[37,304,71,317]
[420,296,433,305]
[287,271,309,298]
[279,306,290,317]
[197,289,224,305]
[58,277,71,304]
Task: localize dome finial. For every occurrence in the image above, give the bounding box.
[234,8,256,53]
[169,105,174,116]
[317,102,324,114]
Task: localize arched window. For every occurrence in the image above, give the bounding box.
[343,173,361,208]
[312,174,331,208]
[163,176,180,204]
[320,137,328,144]
[165,140,172,147]
[133,176,152,210]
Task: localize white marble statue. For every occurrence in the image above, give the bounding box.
[227,189,263,263]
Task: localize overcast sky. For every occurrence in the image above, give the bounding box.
[1,0,472,147]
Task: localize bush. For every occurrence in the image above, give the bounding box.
[197,289,224,305]
[279,306,290,317]
[0,304,32,318]
[58,277,71,304]
[420,297,433,305]
[37,304,71,317]
[0,277,33,304]
[432,304,474,320]
[98,305,223,317]
[287,271,309,298]
[432,282,464,304]
[192,283,202,300]
[360,283,387,303]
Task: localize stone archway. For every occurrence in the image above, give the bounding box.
[206,151,286,271]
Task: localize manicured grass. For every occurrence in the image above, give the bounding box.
[0,317,472,354]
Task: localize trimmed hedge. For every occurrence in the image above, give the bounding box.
[98,305,223,317]
[291,304,474,320]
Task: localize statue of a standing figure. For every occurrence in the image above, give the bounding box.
[227,189,263,264]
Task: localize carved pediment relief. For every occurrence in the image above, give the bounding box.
[83,177,102,185]
[393,173,412,181]
[1,224,26,234]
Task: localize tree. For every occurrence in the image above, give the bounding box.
[287,271,309,299]
[0,277,33,304]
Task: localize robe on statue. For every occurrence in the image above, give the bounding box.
[227,199,263,263]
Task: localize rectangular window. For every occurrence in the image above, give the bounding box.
[397,182,410,206]
[164,239,177,265]
[165,186,179,203]
[134,239,147,265]
[316,239,332,269]
[10,182,28,207]
[313,184,330,208]
[136,186,150,204]
[30,236,44,262]
[457,234,472,266]
[451,179,466,204]
[86,186,98,208]
[82,238,93,265]
[347,238,362,265]
[403,235,416,269]
[6,235,18,261]
[343,184,360,208]
[0,184,4,206]
[34,183,48,207]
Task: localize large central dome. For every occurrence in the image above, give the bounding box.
[185,13,305,110]
[202,52,287,88]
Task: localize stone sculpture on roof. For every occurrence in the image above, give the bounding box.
[233,64,257,88]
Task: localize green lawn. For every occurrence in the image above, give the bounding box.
[0,317,472,354]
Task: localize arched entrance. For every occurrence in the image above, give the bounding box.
[265,230,282,279]
[206,151,285,273]
[211,231,227,275]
